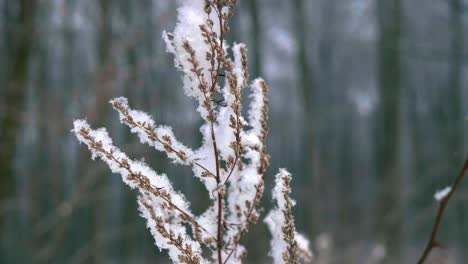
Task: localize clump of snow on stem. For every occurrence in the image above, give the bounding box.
[296,233,314,262]
[162,1,220,120]
[193,125,219,195]
[248,79,267,138]
[434,186,452,201]
[232,43,248,87]
[214,107,236,160]
[195,205,218,244]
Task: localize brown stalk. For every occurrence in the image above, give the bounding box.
[213,56,224,264]
[185,3,226,261]
[187,9,225,262]
[212,123,223,264]
[206,5,226,264]
[182,10,225,261]
[417,156,468,264]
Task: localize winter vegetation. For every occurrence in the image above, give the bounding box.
[2,0,468,263]
[73,1,312,263]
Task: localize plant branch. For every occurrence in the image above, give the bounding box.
[77,128,218,244]
[417,156,468,264]
[222,155,239,186]
[209,7,226,264]
[112,100,217,178]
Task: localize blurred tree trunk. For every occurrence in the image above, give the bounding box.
[91,0,113,262]
[293,0,318,235]
[0,0,37,224]
[317,0,337,238]
[375,0,403,262]
[248,0,262,77]
[337,108,357,258]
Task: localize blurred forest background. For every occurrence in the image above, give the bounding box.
[1,0,468,263]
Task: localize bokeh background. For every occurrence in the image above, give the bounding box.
[1,0,468,263]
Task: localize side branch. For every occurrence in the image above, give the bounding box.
[112,99,216,178]
[417,156,468,264]
[75,125,218,245]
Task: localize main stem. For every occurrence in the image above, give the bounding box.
[215,133,223,264]
[212,125,223,264]
[212,11,225,264]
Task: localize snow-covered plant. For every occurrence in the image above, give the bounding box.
[264,169,313,264]
[72,0,312,263]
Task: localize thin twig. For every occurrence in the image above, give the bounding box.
[212,8,225,264]
[222,155,238,186]
[417,156,468,264]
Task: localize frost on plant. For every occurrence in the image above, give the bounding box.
[264,169,313,264]
[434,186,451,201]
[73,0,311,263]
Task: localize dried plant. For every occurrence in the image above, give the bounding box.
[264,169,313,264]
[73,1,312,263]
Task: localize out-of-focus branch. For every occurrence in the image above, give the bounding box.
[417,156,468,264]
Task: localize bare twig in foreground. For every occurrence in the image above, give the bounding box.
[417,156,468,264]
